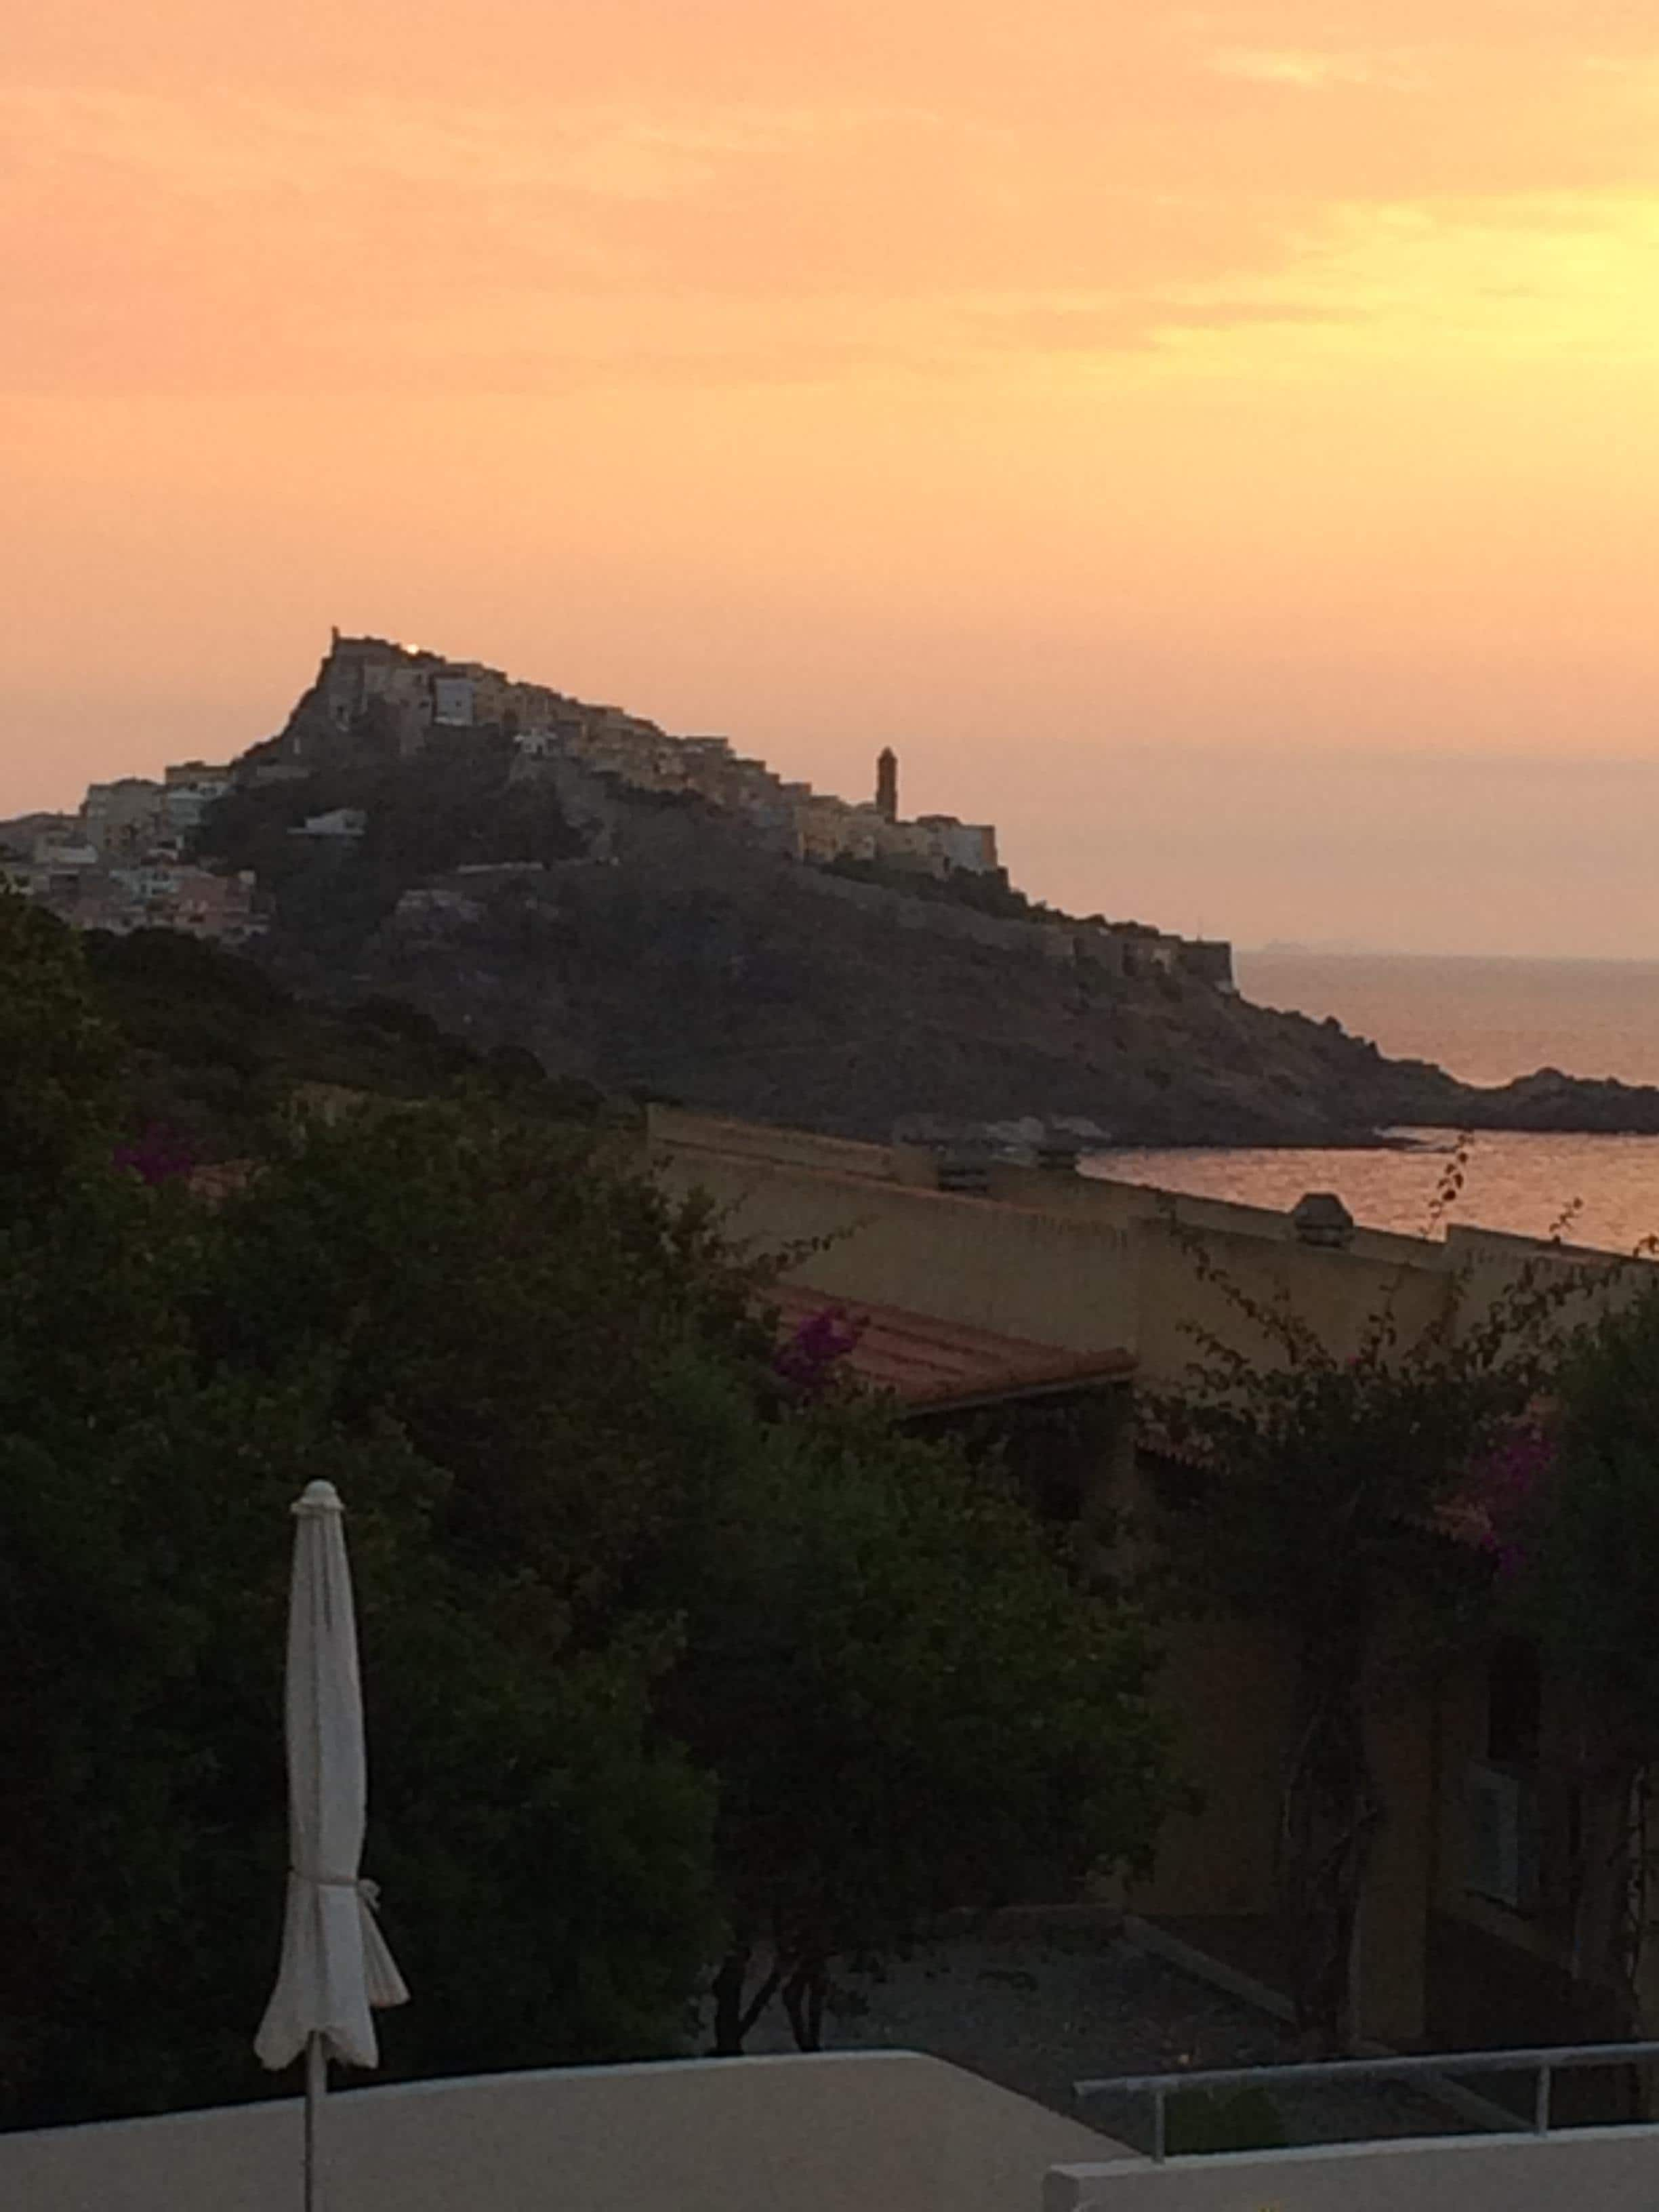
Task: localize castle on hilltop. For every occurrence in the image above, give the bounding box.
[252,631,1002,883]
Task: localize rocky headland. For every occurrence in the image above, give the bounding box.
[197,688,1659,1149]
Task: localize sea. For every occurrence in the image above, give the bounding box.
[1084,951,1659,1255]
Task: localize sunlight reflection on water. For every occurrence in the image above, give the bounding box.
[1138,952,1659,1253]
[1084,1130,1659,1256]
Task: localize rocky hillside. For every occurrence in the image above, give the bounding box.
[197,739,1659,1147]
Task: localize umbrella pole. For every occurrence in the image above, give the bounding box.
[304,2034,325,2212]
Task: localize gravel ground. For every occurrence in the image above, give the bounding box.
[743,1918,1469,2152]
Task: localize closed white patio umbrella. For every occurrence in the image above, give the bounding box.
[255,1480,409,2211]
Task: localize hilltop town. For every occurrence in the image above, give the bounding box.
[0,632,1231,991]
[245,632,1233,985]
[266,630,1006,882]
[11,630,1659,1147]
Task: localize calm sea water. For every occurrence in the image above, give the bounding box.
[1242,951,1659,1090]
[1086,951,1659,1254]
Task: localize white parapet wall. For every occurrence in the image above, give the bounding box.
[1046,2124,1659,2212]
[0,2048,1114,2212]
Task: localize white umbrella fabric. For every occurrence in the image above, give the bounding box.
[255,1479,409,2211]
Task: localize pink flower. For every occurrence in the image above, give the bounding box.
[775,1306,865,1398]
[1465,1426,1554,1579]
[113,1123,197,1187]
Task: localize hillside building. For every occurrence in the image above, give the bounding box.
[5,753,258,943]
[83,777,166,858]
[161,762,233,840]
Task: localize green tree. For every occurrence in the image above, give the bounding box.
[0,893,119,1191]
[655,1374,1171,2051]
[0,922,1175,2121]
[1151,1214,1603,2052]
[0,1096,723,2122]
[215,1107,1174,2052]
[203,1103,772,1626]
[1520,1277,1659,2033]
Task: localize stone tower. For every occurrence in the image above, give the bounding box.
[876,746,899,823]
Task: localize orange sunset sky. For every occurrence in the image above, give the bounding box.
[7,0,1659,956]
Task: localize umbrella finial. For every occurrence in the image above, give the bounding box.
[293,1481,345,1519]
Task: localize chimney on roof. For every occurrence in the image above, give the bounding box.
[876,746,899,823]
[1291,1191,1355,1249]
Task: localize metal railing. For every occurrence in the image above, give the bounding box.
[1076,2040,1659,2162]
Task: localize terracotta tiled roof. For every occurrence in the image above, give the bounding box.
[772,1282,1134,1413]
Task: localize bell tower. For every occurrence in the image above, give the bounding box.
[876,746,899,823]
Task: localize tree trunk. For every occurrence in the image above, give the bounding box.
[711,1949,750,2055]
[1279,1644,1382,2053]
[710,1946,784,2055]
[1620,1767,1652,2034]
[781,1955,830,2051]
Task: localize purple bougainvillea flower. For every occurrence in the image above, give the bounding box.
[1464,1425,1555,1580]
[113,1123,197,1187]
[775,1305,865,1398]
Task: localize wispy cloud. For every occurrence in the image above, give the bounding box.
[7,36,1659,397]
[0,88,968,205]
[1205,47,1418,91]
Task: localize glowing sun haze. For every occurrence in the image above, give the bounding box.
[7,0,1659,954]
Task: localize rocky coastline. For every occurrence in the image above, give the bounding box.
[209,771,1659,1151]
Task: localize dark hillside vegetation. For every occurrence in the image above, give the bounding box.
[81,926,606,1158]
[201,757,1452,1145]
[188,719,1659,1147]
[203,724,584,960]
